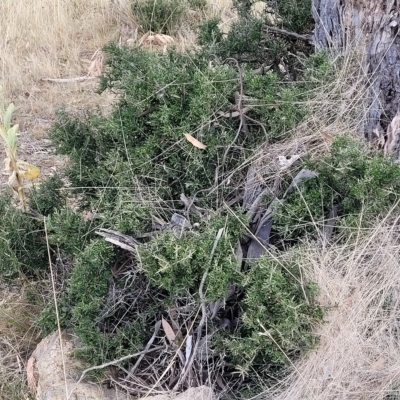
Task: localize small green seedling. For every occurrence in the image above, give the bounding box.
[0,103,40,210]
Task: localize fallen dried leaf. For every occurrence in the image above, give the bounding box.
[17,161,40,180]
[321,132,334,142]
[184,133,206,149]
[138,32,174,51]
[162,317,176,343]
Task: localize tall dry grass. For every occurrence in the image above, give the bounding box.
[0,0,136,136]
[259,210,400,400]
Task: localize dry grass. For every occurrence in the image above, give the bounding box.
[258,211,400,400]
[0,283,42,399]
[0,0,134,135]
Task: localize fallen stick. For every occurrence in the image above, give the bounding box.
[41,76,97,83]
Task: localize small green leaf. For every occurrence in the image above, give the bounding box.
[0,125,7,141]
[6,124,18,156]
[3,103,15,131]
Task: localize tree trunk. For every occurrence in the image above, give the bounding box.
[312,0,400,152]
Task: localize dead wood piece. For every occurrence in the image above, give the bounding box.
[95,228,139,252]
[317,205,340,246]
[312,0,400,141]
[263,25,313,44]
[247,211,273,260]
[41,76,96,83]
[129,321,162,377]
[283,169,318,198]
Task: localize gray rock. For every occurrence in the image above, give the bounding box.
[29,331,215,400]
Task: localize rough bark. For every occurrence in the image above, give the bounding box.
[312,0,400,148]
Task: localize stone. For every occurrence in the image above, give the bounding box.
[28,330,132,400]
[28,331,215,400]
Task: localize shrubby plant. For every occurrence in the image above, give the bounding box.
[0,190,47,279]
[0,1,339,396]
[273,136,400,241]
[131,0,187,34]
[131,0,207,35]
[217,248,321,387]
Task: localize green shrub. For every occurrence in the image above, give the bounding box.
[131,0,187,34]
[234,0,313,33]
[46,208,94,258]
[273,0,313,34]
[38,238,148,364]
[215,247,321,389]
[51,44,250,209]
[273,136,400,241]
[197,18,223,47]
[139,213,245,300]
[28,174,66,216]
[25,6,336,394]
[0,190,47,279]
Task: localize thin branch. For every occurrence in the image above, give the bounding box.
[173,228,225,390]
[263,25,313,44]
[69,345,165,399]
[44,218,69,398]
[41,76,97,83]
[129,321,162,376]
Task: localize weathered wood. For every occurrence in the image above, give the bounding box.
[312,0,400,148]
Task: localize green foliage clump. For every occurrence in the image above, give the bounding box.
[216,248,321,381]
[46,208,93,258]
[131,0,206,34]
[131,0,187,34]
[44,38,333,390]
[233,0,313,34]
[246,71,304,139]
[139,214,245,300]
[0,173,71,279]
[0,2,336,395]
[38,238,147,364]
[51,44,251,210]
[51,44,332,219]
[199,0,314,70]
[198,13,264,63]
[274,136,400,240]
[28,174,66,216]
[0,190,47,279]
[271,0,313,33]
[197,18,223,47]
